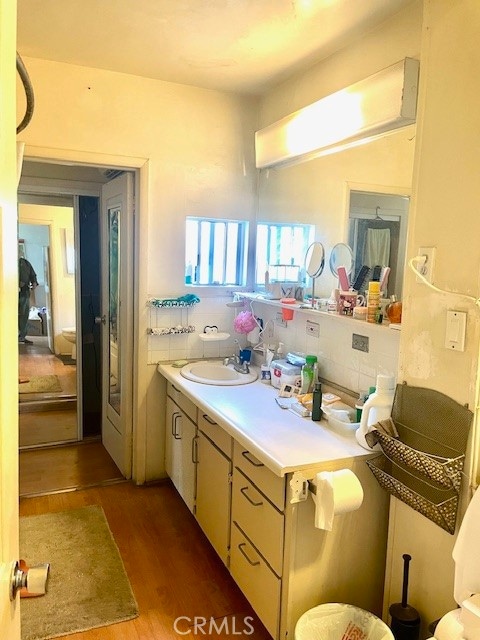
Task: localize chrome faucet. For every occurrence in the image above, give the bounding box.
[223,354,250,374]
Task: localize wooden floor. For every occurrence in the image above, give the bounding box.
[20,482,272,640]
[19,440,124,497]
[19,336,78,448]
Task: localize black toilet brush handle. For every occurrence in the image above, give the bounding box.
[402,554,411,608]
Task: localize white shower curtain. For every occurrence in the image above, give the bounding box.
[364,228,390,267]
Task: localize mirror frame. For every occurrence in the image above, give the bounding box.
[305,241,325,278]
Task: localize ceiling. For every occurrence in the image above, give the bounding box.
[17,0,415,95]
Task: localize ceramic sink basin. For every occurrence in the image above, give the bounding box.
[180,361,257,385]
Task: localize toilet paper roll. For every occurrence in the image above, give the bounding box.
[311,469,363,531]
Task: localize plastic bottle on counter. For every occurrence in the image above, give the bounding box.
[367,281,381,323]
[355,375,395,449]
[276,341,285,359]
[300,355,317,394]
[311,382,323,421]
[327,289,339,313]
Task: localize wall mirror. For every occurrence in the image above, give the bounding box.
[256,126,414,298]
[347,189,409,298]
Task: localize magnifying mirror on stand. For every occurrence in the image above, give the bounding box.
[303,242,325,308]
[329,242,354,289]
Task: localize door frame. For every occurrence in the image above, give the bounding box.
[19,146,150,483]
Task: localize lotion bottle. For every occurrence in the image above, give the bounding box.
[355,374,395,449]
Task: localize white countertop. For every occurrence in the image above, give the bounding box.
[157,362,372,478]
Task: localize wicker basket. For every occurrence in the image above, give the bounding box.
[366,455,459,534]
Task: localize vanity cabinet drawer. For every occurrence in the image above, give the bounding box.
[232,467,284,576]
[233,442,285,511]
[230,523,280,639]
[198,413,232,458]
[167,382,197,423]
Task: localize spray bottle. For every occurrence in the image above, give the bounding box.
[355,374,395,449]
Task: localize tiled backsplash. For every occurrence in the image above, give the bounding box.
[148,294,400,395]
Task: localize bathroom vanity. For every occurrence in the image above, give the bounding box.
[157,363,389,640]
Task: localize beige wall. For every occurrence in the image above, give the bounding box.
[385,0,480,634]
[18,204,75,355]
[16,59,259,482]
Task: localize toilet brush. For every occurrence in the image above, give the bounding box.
[389,554,421,640]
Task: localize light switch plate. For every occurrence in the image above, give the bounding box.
[445,310,466,351]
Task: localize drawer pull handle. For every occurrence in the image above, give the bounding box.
[238,542,260,566]
[240,486,263,507]
[192,435,199,464]
[241,450,264,467]
[172,413,182,439]
[172,384,181,393]
[202,414,217,425]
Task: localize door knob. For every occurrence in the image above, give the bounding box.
[94,315,106,325]
[10,560,50,600]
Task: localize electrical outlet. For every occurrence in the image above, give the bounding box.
[306,320,319,338]
[275,312,287,328]
[417,247,436,284]
[352,333,369,353]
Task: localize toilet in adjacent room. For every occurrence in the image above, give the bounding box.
[428,486,480,640]
[61,327,76,360]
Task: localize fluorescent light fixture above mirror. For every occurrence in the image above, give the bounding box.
[255,57,420,169]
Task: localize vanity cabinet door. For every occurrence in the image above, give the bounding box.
[195,429,231,565]
[165,396,196,513]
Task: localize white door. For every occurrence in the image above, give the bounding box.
[100,173,134,477]
[0,0,21,632]
[43,246,54,352]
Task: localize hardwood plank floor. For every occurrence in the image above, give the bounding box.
[19,482,272,640]
[19,440,124,497]
[19,336,78,447]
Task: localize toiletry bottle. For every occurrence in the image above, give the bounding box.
[311,382,323,421]
[355,375,395,449]
[327,289,339,313]
[367,281,381,323]
[301,355,317,394]
[386,295,402,324]
[276,342,285,359]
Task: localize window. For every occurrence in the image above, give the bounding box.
[255,222,315,285]
[185,217,248,286]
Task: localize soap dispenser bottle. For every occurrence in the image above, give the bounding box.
[355,375,395,449]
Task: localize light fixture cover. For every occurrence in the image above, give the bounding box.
[255,57,420,169]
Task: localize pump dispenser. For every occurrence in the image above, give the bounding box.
[355,374,395,449]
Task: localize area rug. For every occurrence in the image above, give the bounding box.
[19,375,62,394]
[55,354,76,366]
[20,505,139,640]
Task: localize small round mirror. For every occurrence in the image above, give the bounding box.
[329,243,354,277]
[305,242,325,278]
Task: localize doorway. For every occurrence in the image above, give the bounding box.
[18,160,135,494]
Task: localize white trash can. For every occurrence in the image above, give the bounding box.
[295,603,394,640]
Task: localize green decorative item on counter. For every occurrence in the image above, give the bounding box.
[148,294,200,308]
